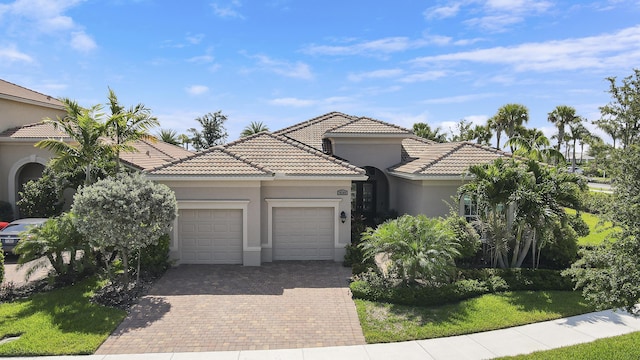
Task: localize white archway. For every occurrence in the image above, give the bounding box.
[8,154,48,216]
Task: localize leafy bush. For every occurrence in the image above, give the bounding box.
[131,233,172,277]
[16,171,64,218]
[0,201,13,222]
[0,246,4,283]
[444,213,481,260]
[14,213,95,283]
[538,222,580,270]
[580,191,612,215]
[459,268,573,291]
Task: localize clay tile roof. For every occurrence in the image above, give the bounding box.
[390,141,510,177]
[401,136,437,162]
[273,112,355,150]
[0,122,69,139]
[0,79,64,109]
[146,146,272,176]
[224,132,365,176]
[120,138,194,171]
[325,117,413,135]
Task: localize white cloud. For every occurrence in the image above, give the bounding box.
[70,31,97,52]
[463,115,490,126]
[410,25,640,72]
[348,69,404,82]
[186,85,209,95]
[424,3,461,19]
[303,37,429,57]
[187,55,215,64]
[0,44,33,63]
[186,33,205,45]
[211,0,245,19]
[423,93,498,104]
[269,97,316,107]
[253,54,313,80]
[399,70,448,83]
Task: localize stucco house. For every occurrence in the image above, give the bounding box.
[145,112,509,266]
[1,79,510,267]
[0,79,192,217]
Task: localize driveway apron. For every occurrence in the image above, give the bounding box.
[96,261,365,354]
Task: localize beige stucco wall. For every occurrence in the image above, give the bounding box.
[260,179,353,262]
[394,177,466,218]
[331,137,403,171]
[0,98,65,132]
[154,180,262,266]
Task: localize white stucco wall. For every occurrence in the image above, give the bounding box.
[0,98,65,132]
[394,177,466,218]
[331,137,404,170]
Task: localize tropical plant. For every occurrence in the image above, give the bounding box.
[506,127,564,163]
[413,122,447,143]
[448,119,475,142]
[460,158,584,268]
[490,104,529,150]
[14,213,94,282]
[156,128,180,145]
[35,98,113,185]
[71,172,177,285]
[105,88,159,171]
[567,120,589,171]
[359,214,460,284]
[241,121,269,137]
[472,124,493,145]
[548,105,580,153]
[188,111,229,150]
[178,133,192,150]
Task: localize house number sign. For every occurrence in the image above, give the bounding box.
[337,189,348,196]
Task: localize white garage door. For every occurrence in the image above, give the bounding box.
[179,209,243,264]
[272,207,334,260]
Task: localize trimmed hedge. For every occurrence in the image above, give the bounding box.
[350,268,572,307]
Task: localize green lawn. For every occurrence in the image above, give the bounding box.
[0,277,126,356]
[565,208,617,246]
[356,291,595,343]
[499,331,640,360]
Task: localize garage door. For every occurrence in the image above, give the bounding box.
[180,209,243,264]
[272,207,334,260]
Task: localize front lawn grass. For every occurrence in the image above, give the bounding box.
[356,291,595,343]
[0,277,126,356]
[565,208,616,246]
[499,330,640,360]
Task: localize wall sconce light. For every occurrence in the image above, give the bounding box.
[340,211,347,223]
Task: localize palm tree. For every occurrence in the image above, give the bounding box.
[594,118,622,149]
[548,105,579,153]
[105,88,159,171]
[567,120,589,172]
[35,98,112,185]
[240,121,269,137]
[413,122,447,143]
[472,124,493,145]
[178,134,191,150]
[491,104,529,151]
[506,128,564,163]
[156,128,180,145]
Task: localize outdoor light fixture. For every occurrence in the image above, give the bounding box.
[340,211,347,223]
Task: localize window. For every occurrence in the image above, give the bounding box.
[461,194,479,223]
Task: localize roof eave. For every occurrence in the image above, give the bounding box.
[387,170,466,181]
[324,133,411,139]
[0,93,65,110]
[143,175,275,181]
[273,174,368,181]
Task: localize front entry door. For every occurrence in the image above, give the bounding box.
[352,181,376,223]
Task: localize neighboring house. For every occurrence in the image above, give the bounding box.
[146,112,510,266]
[0,79,192,217]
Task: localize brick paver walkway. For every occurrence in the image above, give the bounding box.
[96,261,365,354]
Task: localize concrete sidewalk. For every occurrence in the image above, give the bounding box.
[7,309,640,359]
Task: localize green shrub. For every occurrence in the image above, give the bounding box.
[444,213,481,260]
[539,222,579,270]
[0,201,14,222]
[17,172,64,218]
[580,191,612,214]
[131,233,172,277]
[459,268,573,291]
[0,246,4,283]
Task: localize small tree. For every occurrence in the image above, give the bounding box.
[240,121,269,137]
[17,169,65,218]
[71,172,177,285]
[188,111,229,150]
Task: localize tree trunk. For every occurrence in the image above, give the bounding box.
[122,250,129,285]
[136,247,142,287]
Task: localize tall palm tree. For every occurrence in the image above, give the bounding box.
[178,134,191,150]
[156,128,180,145]
[240,121,269,137]
[106,88,159,171]
[491,104,529,151]
[472,124,493,145]
[35,98,112,185]
[548,105,579,153]
[568,120,588,172]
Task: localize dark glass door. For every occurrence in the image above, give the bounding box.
[352,181,376,222]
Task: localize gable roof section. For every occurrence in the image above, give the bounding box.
[146,146,272,177]
[389,142,510,178]
[0,79,64,109]
[273,112,355,150]
[0,122,69,140]
[120,138,194,171]
[225,132,365,177]
[325,117,413,137]
[401,136,436,162]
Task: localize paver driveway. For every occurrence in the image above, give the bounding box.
[96,261,365,354]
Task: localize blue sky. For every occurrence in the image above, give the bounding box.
[1,0,639,144]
